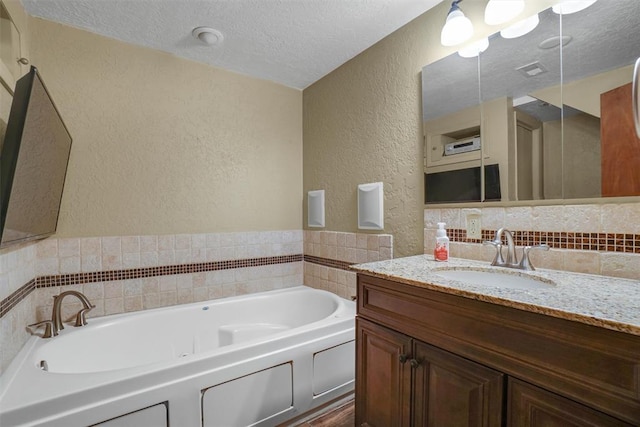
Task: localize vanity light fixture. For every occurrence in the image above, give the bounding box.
[552,0,598,14]
[458,38,489,58]
[500,14,540,39]
[440,0,474,47]
[192,26,224,46]
[484,0,525,26]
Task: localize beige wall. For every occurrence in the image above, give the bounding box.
[303,0,640,257]
[302,1,560,257]
[28,18,302,238]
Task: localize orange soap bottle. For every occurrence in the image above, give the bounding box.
[434,222,449,262]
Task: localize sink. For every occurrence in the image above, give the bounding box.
[434,268,555,290]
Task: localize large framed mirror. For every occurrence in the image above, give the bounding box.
[422,0,640,204]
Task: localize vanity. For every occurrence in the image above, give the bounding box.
[351,257,640,426]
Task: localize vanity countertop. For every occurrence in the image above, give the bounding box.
[351,255,640,336]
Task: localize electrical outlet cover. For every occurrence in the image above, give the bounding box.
[466,214,482,239]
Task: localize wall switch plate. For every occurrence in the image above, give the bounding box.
[466,214,482,239]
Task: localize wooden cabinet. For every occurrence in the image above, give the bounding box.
[355,274,640,427]
[508,379,630,427]
[357,318,503,427]
[356,318,412,427]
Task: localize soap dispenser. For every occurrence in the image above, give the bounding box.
[434,222,449,262]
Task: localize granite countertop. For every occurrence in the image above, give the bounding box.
[351,255,640,336]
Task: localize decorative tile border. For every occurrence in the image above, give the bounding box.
[0,254,302,319]
[303,255,354,271]
[0,279,36,319]
[447,229,640,253]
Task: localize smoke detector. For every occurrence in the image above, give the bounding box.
[192,27,224,46]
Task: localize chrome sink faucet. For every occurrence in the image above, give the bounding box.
[28,290,95,338]
[483,228,549,271]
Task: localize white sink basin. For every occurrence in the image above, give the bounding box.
[434,268,555,290]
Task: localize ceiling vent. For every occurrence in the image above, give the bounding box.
[515,61,548,78]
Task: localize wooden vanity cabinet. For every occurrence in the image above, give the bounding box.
[356,317,504,427]
[355,274,640,427]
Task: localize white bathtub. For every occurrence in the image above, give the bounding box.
[0,286,356,426]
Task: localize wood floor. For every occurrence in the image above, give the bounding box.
[295,399,354,427]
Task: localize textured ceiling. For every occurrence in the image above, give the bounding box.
[422,0,640,121]
[21,0,443,89]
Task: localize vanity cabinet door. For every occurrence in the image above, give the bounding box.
[412,341,504,427]
[508,378,633,427]
[356,317,412,427]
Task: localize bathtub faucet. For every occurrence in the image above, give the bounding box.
[51,290,95,336]
[28,290,95,338]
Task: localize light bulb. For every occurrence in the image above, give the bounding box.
[441,9,474,46]
[552,0,598,14]
[484,0,525,25]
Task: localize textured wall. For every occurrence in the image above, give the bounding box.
[28,18,302,237]
[302,0,559,257]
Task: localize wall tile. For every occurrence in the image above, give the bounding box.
[58,238,80,257]
[600,253,640,280]
[504,207,533,230]
[101,237,122,256]
[480,207,505,231]
[425,203,640,279]
[441,208,461,228]
[564,205,601,233]
[424,209,441,229]
[532,206,564,232]
[121,236,140,254]
[563,251,601,275]
[601,204,640,234]
[80,238,101,257]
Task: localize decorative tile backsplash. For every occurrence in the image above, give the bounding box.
[445,229,639,253]
[303,230,393,299]
[424,203,640,279]
[0,230,303,374]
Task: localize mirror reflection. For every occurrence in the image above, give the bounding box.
[422,0,640,203]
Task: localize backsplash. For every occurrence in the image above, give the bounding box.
[303,231,393,299]
[424,203,640,279]
[0,230,303,374]
[0,229,393,375]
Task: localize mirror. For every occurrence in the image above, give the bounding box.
[422,0,640,203]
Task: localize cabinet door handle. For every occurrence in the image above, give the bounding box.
[399,354,408,364]
[633,57,640,139]
[410,358,421,368]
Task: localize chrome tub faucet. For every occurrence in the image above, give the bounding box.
[484,228,549,271]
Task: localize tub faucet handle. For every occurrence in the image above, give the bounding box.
[27,320,56,339]
[74,306,94,327]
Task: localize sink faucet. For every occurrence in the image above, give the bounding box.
[29,290,95,338]
[483,228,549,271]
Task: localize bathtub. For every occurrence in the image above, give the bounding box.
[0,286,356,427]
